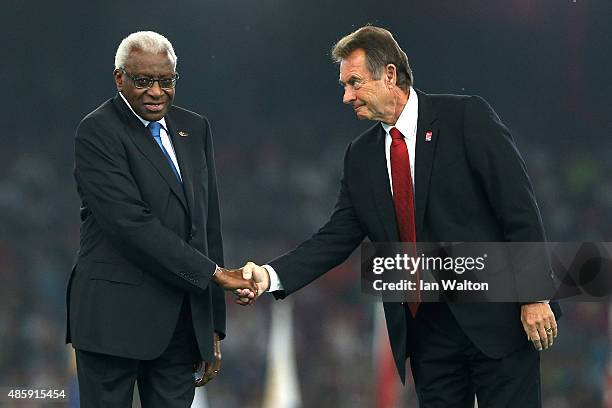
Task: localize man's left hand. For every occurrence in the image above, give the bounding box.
[195,332,221,387]
[520,303,558,351]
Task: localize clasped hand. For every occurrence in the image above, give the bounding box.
[211,263,269,305]
[211,266,258,299]
[231,262,270,305]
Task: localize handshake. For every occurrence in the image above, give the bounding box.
[211,262,270,305]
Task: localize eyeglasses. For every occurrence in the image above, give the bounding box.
[119,68,179,89]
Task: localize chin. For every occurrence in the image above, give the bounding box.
[140,111,165,122]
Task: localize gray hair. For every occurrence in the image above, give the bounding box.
[114,31,178,69]
[331,25,413,91]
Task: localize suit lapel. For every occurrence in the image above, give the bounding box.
[112,96,188,213]
[414,90,439,238]
[367,125,400,241]
[165,113,195,217]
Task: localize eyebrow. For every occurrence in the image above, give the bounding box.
[339,75,360,87]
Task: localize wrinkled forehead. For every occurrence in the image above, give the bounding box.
[339,49,371,82]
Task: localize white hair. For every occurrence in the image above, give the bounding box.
[114,31,178,69]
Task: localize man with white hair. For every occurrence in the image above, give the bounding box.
[66,31,256,407]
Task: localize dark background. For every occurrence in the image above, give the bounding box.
[1,0,611,406]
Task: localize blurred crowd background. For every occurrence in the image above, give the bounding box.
[1,0,611,407]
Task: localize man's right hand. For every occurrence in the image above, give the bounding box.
[212,267,258,299]
[234,262,270,306]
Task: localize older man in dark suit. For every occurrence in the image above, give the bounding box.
[239,26,560,407]
[66,31,256,408]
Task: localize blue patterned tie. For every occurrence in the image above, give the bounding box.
[147,121,182,183]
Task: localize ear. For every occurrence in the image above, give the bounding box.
[114,69,124,91]
[385,64,397,88]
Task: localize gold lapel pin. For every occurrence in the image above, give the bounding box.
[178,131,189,137]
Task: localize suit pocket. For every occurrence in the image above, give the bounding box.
[88,260,144,285]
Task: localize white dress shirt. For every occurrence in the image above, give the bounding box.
[119,92,182,181]
[265,89,418,291]
[381,87,418,194]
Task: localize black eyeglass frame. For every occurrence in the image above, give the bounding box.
[119,68,179,89]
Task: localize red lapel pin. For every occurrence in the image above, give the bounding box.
[425,131,433,142]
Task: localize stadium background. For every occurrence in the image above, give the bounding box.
[1,0,611,406]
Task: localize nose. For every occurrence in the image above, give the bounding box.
[147,80,164,97]
[343,86,356,104]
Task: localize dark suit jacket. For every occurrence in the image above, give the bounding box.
[66,95,225,363]
[269,89,561,382]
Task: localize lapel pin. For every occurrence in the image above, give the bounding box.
[178,131,189,137]
[425,131,433,142]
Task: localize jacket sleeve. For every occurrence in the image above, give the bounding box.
[463,96,555,301]
[463,95,546,242]
[201,118,226,339]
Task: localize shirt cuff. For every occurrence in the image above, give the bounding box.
[263,264,284,292]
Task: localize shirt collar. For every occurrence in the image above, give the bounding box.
[381,86,418,137]
[119,92,168,131]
